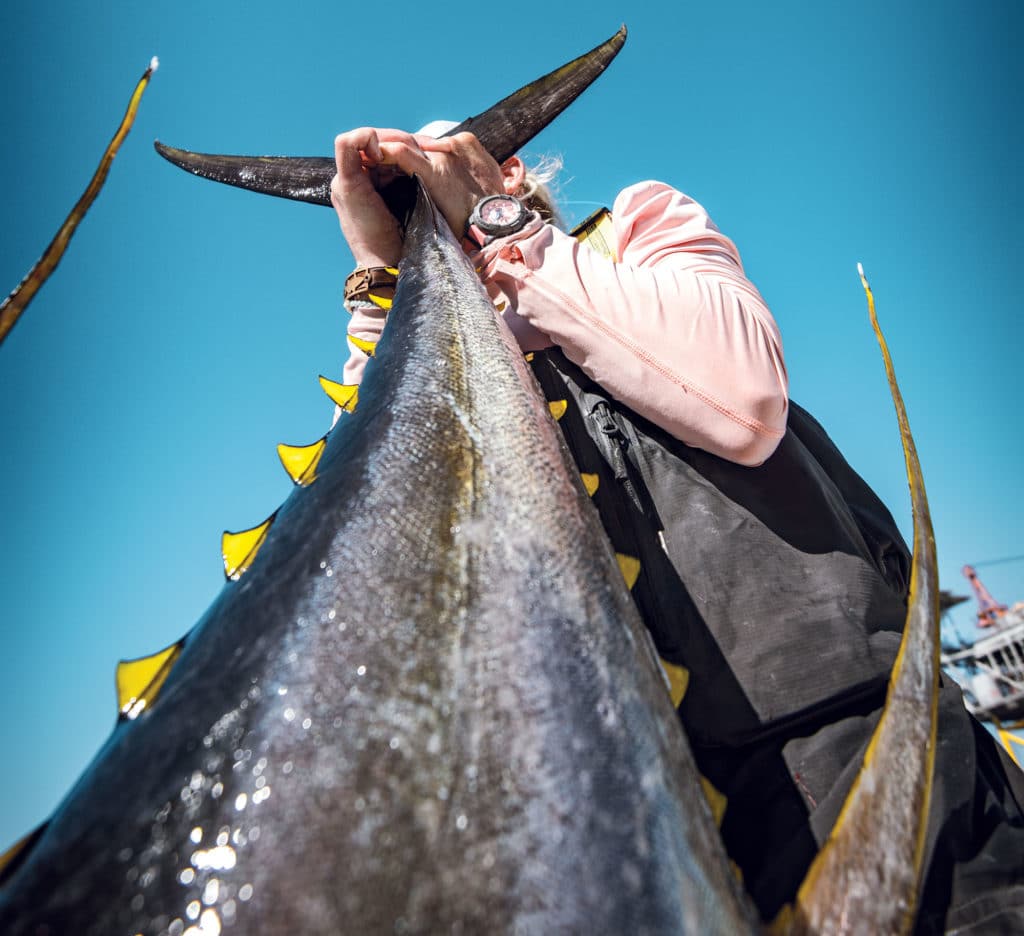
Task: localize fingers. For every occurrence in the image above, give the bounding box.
[378,140,435,180]
[334,128,384,187]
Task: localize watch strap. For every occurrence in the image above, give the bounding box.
[344,266,399,309]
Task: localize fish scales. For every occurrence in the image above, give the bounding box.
[0,182,759,934]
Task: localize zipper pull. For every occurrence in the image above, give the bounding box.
[590,401,630,482]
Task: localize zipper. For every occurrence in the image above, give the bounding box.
[589,400,651,520]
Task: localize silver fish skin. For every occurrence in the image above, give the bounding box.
[0,181,760,935]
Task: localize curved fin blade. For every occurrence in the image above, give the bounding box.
[222,513,276,581]
[783,266,940,935]
[277,437,327,486]
[2,58,157,348]
[152,27,626,207]
[153,143,336,206]
[116,640,185,721]
[443,25,627,165]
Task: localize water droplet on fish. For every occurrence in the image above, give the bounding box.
[455,814,468,831]
[187,900,201,920]
[202,879,220,905]
[302,717,312,730]
[357,665,366,676]
[389,737,400,749]
[190,846,237,871]
[238,884,254,902]
[190,827,203,844]
[179,868,195,885]
[284,708,295,722]
[235,794,247,811]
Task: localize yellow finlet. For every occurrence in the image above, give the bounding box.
[116,640,184,721]
[996,725,1024,768]
[277,437,327,486]
[222,514,275,581]
[319,376,359,413]
[699,775,728,827]
[524,352,535,362]
[348,334,377,356]
[616,553,641,589]
[581,473,600,497]
[548,400,568,421]
[0,824,46,885]
[659,658,690,708]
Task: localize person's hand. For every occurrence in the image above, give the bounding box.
[330,128,404,268]
[331,127,526,262]
[380,131,524,239]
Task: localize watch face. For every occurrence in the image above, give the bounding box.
[479,196,521,227]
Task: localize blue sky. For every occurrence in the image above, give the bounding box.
[0,1,1020,848]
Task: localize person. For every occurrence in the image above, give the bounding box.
[329,125,1024,933]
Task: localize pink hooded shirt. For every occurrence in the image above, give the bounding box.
[343,181,788,467]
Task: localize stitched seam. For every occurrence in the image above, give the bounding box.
[513,266,784,438]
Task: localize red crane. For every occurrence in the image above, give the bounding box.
[962,564,1008,627]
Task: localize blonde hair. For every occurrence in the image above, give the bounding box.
[516,154,564,230]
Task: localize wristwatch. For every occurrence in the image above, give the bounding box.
[464,194,531,248]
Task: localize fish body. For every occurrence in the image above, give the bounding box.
[0,182,759,934]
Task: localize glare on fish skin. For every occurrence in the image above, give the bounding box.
[190,845,237,871]
[122,697,147,719]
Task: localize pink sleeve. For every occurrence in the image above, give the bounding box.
[474,181,789,466]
